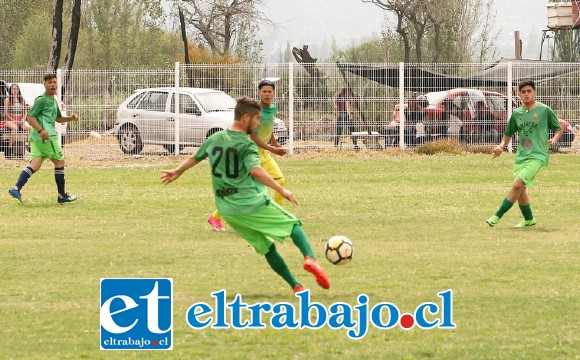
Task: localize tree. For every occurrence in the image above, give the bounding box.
[62,0,82,94]
[361,0,500,63]
[0,0,41,68]
[178,0,272,60]
[47,0,64,72]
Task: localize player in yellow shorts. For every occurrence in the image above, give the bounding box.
[208,79,288,231]
[162,96,329,293]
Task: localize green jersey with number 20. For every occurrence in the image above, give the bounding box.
[194,129,270,216]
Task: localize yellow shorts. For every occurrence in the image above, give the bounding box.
[259,148,283,179]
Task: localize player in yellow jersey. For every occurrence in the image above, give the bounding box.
[208,79,288,231]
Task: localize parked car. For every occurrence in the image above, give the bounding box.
[113,87,288,154]
[392,88,575,146]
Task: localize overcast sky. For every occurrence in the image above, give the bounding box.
[258,0,550,61]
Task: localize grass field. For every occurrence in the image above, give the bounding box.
[1,153,579,359]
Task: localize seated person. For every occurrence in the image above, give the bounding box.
[447,104,463,140]
[3,84,30,147]
[473,101,497,143]
[386,98,426,147]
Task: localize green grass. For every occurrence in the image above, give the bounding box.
[1,153,579,359]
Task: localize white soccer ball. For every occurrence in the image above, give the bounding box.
[325,235,353,265]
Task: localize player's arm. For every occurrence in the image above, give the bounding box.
[250,166,297,205]
[26,115,50,141]
[56,114,79,123]
[548,111,563,147]
[492,135,512,158]
[161,154,201,184]
[250,132,286,156]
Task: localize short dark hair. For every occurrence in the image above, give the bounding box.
[518,80,535,92]
[234,96,261,120]
[43,73,57,82]
[258,79,275,90]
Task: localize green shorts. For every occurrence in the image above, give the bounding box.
[29,139,64,162]
[222,201,301,255]
[513,160,543,188]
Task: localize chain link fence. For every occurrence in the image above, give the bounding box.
[1,62,578,160]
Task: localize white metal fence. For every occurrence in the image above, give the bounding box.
[1,62,578,160]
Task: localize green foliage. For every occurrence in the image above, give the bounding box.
[0,154,579,358]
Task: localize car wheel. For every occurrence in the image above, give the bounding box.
[163,144,185,154]
[119,125,143,155]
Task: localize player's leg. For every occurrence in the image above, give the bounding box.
[49,140,77,204]
[208,209,225,231]
[8,142,44,204]
[515,187,536,227]
[290,224,330,289]
[264,244,304,293]
[260,150,285,206]
[513,161,543,227]
[486,178,524,227]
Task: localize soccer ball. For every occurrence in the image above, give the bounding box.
[325,235,353,265]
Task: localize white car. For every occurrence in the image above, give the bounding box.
[113,87,288,154]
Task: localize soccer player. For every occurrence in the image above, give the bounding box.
[207,79,287,231]
[8,73,79,205]
[161,96,330,293]
[486,80,562,228]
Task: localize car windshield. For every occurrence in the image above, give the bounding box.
[194,91,236,112]
[425,91,449,106]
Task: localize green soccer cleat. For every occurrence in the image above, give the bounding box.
[486,215,499,227]
[515,218,536,228]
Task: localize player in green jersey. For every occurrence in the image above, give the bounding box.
[8,74,79,205]
[486,80,562,228]
[208,79,287,231]
[161,96,330,294]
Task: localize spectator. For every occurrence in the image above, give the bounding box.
[447,103,463,140]
[403,98,426,146]
[474,101,497,143]
[0,80,7,123]
[333,87,357,149]
[3,83,30,147]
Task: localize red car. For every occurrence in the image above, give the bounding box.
[392,88,575,146]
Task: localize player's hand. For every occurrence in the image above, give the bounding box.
[281,189,298,205]
[39,129,50,140]
[492,145,503,158]
[70,114,79,122]
[547,138,557,147]
[270,146,288,156]
[161,169,181,185]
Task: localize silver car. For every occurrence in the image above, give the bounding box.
[113,87,288,154]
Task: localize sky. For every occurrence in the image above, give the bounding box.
[257,0,551,61]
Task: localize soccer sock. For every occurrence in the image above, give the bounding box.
[211,209,221,220]
[519,204,534,221]
[55,167,66,196]
[264,244,300,288]
[495,198,514,219]
[290,224,315,259]
[14,166,35,191]
[272,177,286,206]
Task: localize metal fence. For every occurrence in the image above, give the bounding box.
[1,62,578,160]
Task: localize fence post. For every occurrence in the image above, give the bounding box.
[56,68,64,146]
[399,62,405,148]
[174,62,180,155]
[288,61,294,155]
[507,61,513,153]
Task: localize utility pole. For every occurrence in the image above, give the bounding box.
[514,30,522,59]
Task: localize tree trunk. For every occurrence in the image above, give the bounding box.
[179,6,194,87]
[62,0,82,96]
[47,0,64,72]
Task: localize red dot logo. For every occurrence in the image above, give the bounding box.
[400,313,415,330]
[152,340,158,346]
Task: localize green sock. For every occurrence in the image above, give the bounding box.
[495,198,514,219]
[519,204,534,220]
[264,245,300,288]
[290,225,315,259]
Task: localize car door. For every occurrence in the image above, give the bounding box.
[134,90,171,143]
[170,92,205,145]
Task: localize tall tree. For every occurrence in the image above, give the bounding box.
[47,0,64,72]
[179,5,195,87]
[62,0,82,94]
[178,0,273,60]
